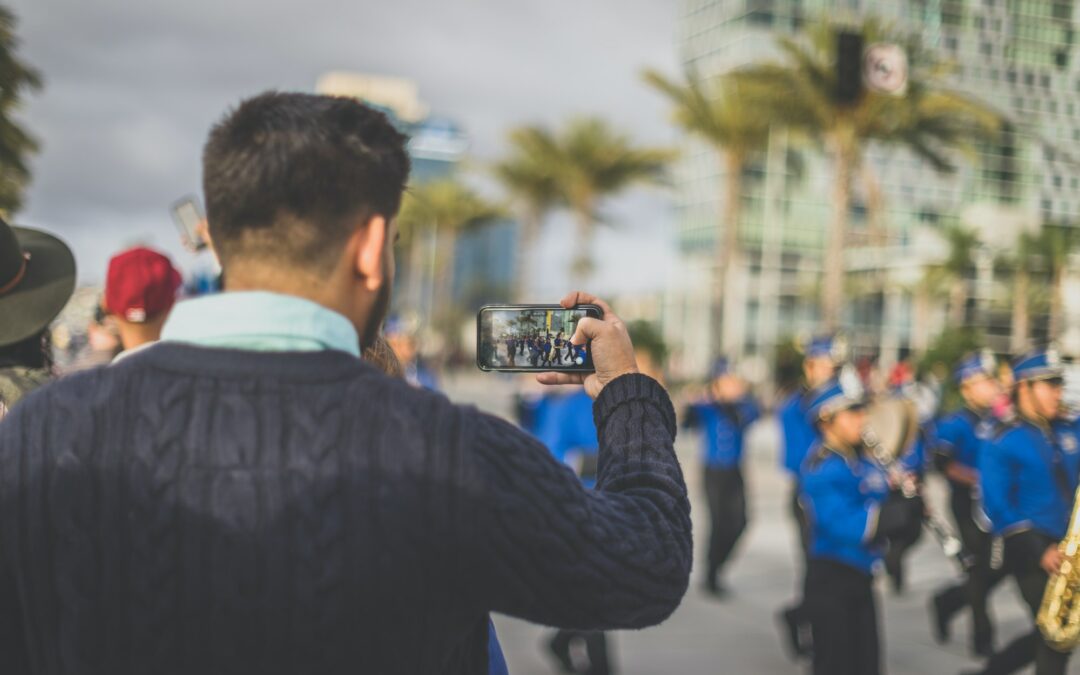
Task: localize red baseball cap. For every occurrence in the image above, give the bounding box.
[104,247,182,323]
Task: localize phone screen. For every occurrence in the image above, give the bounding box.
[477,305,601,372]
[170,196,207,251]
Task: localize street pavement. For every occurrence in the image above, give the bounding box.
[443,371,1073,674]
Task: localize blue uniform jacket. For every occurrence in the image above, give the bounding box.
[800,445,890,574]
[684,397,760,469]
[936,408,993,470]
[537,389,599,488]
[898,426,931,476]
[980,417,1080,540]
[780,389,818,476]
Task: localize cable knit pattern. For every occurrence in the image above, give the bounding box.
[0,344,691,675]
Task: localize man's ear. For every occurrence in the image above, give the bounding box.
[355,214,387,291]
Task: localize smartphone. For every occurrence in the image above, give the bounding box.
[170,195,208,252]
[476,304,602,373]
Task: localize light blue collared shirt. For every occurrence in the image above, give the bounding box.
[160,291,360,357]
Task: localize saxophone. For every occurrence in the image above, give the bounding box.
[1038,484,1080,652]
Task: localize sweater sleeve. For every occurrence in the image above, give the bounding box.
[462,373,691,631]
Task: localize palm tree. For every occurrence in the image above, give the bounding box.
[397,179,503,329]
[1001,231,1040,353]
[494,128,561,301]
[514,118,672,287]
[644,68,770,353]
[735,18,1000,330]
[941,225,980,326]
[1032,223,1080,342]
[0,6,43,215]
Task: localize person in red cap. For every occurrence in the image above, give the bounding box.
[103,246,182,355]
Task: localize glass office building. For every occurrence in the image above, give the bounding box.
[667,0,1079,377]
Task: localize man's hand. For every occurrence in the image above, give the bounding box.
[944,462,979,487]
[536,291,639,399]
[1042,545,1066,576]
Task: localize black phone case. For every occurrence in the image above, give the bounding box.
[475,304,602,373]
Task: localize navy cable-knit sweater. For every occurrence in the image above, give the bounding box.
[0,344,691,675]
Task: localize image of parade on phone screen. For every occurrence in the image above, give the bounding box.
[478,307,592,371]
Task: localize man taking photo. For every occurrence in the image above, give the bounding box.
[0,91,691,675]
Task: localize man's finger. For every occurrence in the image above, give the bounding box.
[536,372,586,386]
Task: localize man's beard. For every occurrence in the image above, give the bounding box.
[360,281,391,352]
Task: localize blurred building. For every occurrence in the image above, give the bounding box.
[669,0,1080,379]
[316,71,515,319]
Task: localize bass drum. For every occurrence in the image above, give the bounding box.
[863,396,921,465]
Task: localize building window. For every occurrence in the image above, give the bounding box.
[1056,50,1069,69]
[747,10,774,26]
[1040,74,1051,88]
[981,42,993,56]
[1024,71,1035,86]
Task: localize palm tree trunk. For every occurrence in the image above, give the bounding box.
[913,283,931,353]
[406,234,427,313]
[434,225,459,330]
[823,127,856,331]
[863,164,885,247]
[1049,267,1065,342]
[513,209,541,302]
[949,277,967,326]
[1011,268,1031,353]
[570,201,595,289]
[714,151,743,355]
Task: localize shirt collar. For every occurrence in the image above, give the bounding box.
[161,291,360,358]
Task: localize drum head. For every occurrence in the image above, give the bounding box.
[864,397,920,463]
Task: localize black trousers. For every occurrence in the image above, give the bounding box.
[703,466,748,582]
[790,480,810,563]
[804,559,880,675]
[936,485,1009,646]
[981,534,1071,675]
[550,630,611,674]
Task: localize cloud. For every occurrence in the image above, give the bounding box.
[11,0,681,285]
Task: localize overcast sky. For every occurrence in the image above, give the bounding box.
[10,0,683,295]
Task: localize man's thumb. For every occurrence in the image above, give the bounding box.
[570,317,602,346]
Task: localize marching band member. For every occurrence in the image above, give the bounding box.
[683,357,760,597]
[974,348,1080,675]
[777,335,842,656]
[800,368,924,675]
[930,351,1008,657]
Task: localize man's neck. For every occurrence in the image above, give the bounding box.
[117,319,165,352]
[224,269,365,338]
[1017,402,1053,430]
[963,400,990,418]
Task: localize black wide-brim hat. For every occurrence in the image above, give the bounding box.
[0,219,76,348]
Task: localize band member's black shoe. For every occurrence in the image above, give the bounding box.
[546,635,575,673]
[930,594,950,644]
[777,606,810,659]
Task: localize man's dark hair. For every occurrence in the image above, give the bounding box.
[202,91,411,272]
